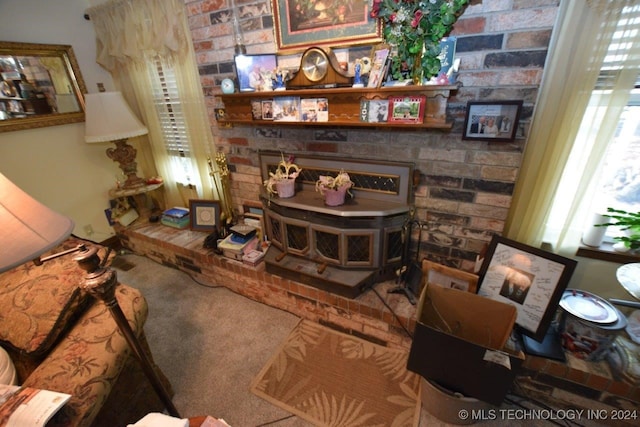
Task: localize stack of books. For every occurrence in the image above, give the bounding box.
[161,207,190,229]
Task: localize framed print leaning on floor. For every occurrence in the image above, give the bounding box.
[463,100,522,142]
[271,0,382,51]
[189,199,221,232]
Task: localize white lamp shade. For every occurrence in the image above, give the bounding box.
[0,173,75,273]
[84,91,148,143]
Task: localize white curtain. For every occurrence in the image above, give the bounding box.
[87,0,225,210]
[504,0,640,255]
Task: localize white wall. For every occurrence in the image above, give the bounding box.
[0,0,121,241]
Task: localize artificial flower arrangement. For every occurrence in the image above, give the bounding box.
[263,154,302,198]
[370,0,469,82]
[315,169,354,206]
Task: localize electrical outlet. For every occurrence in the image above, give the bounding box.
[84,224,94,236]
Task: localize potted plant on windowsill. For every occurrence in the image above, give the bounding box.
[263,154,301,199]
[596,207,640,252]
[315,170,353,206]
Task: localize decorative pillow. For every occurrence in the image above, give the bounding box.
[0,237,114,357]
[0,346,17,385]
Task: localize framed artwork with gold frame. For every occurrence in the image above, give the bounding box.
[271,0,382,52]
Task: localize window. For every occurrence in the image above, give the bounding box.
[591,90,640,241]
[148,57,197,186]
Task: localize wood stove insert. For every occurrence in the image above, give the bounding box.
[259,152,415,298]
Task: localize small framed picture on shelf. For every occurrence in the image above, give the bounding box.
[189,199,221,232]
[367,44,390,88]
[360,99,389,123]
[463,100,523,142]
[234,54,277,92]
[388,95,426,124]
[261,100,274,120]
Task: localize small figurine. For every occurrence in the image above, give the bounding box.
[352,59,364,88]
[274,68,287,91]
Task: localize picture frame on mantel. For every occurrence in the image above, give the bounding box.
[271,0,382,52]
[463,100,523,142]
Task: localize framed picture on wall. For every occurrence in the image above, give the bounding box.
[271,0,382,52]
[463,100,523,142]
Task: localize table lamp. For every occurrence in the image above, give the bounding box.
[84,91,149,189]
[0,172,179,418]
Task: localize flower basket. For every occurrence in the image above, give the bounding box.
[321,184,350,206]
[276,179,296,198]
[263,154,301,200]
[316,170,353,207]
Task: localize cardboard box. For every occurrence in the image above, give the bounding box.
[407,284,525,406]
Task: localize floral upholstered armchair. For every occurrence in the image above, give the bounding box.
[0,237,172,427]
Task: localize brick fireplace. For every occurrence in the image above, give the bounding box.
[259,152,415,298]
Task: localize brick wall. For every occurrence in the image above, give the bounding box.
[184,0,561,271]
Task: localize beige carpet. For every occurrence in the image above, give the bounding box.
[250,319,421,427]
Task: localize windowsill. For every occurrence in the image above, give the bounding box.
[576,241,640,264]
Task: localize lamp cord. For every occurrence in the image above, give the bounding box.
[372,285,413,339]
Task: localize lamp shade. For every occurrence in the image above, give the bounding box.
[0,173,74,273]
[84,91,148,143]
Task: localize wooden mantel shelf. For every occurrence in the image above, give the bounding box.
[218,84,457,129]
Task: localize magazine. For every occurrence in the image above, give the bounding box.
[360,100,389,123]
[0,384,71,427]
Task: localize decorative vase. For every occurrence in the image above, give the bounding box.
[322,185,349,206]
[276,179,295,198]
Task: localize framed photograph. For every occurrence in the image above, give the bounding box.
[189,199,221,232]
[359,99,388,123]
[388,95,426,124]
[271,0,382,52]
[476,235,577,342]
[234,54,277,92]
[463,100,522,142]
[422,260,479,295]
[261,100,274,120]
[367,44,390,88]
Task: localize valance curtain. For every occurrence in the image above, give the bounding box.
[87,0,225,210]
[504,0,640,255]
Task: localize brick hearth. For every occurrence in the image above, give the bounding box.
[117,222,640,408]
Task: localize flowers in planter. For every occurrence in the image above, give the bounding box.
[263,154,302,198]
[370,0,469,82]
[316,170,353,206]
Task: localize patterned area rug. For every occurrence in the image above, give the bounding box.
[250,320,421,426]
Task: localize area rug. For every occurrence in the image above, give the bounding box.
[250,320,421,426]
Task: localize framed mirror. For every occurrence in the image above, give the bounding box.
[0,41,87,132]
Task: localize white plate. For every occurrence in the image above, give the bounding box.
[559,289,619,324]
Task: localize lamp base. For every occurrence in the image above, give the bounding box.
[106,139,146,189]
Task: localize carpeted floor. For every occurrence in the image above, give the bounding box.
[111,253,633,427]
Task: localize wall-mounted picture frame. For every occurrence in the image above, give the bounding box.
[463,100,523,142]
[421,260,479,296]
[234,54,278,92]
[271,0,382,52]
[476,235,577,342]
[189,199,221,232]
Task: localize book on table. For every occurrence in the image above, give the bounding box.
[0,384,71,427]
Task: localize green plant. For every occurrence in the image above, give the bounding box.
[370,0,469,81]
[596,207,640,250]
